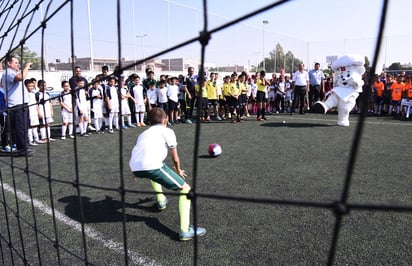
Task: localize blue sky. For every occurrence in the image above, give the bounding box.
[3,0,412,72]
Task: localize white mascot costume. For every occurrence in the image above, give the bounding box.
[314,54,365,126]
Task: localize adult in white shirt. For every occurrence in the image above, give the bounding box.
[291,63,309,114]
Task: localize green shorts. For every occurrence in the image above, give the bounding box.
[132,164,185,191]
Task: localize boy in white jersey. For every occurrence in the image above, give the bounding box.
[146,81,158,111]
[132,75,146,127]
[167,77,180,124]
[36,80,55,142]
[156,80,169,122]
[25,80,43,145]
[105,76,120,133]
[75,78,90,136]
[129,108,206,241]
[119,77,136,129]
[89,79,104,133]
[59,81,74,139]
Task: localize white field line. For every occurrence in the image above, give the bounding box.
[1,182,159,266]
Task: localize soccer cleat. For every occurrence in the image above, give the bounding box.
[109,129,114,134]
[128,124,137,128]
[157,198,168,211]
[179,226,206,241]
[2,145,15,152]
[185,119,192,124]
[61,136,66,140]
[69,135,75,139]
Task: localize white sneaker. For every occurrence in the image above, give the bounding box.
[61,136,66,140]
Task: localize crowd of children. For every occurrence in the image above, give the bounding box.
[7,66,410,151]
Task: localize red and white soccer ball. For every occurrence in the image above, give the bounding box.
[208,143,222,157]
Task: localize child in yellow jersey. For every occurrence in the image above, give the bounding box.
[228,74,240,123]
[221,76,231,119]
[195,80,208,121]
[256,70,270,120]
[206,72,221,121]
[237,74,248,120]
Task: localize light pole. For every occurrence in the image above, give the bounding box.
[262,20,269,71]
[136,34,148,72]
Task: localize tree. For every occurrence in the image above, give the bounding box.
[258,43,303,74]
[8,46,42,70]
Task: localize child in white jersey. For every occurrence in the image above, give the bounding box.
[59,81,74,139]
[105,76,120,133]
[132,75,147,127]
[129,108,206,241]
[75,78,90,136]
[157,80,169,123]
[119,77,136,129]
[167,77,180,124]
[89,79,104,133]
[25,80,43,145]
[36,80,55,142]
[146,81,158,111]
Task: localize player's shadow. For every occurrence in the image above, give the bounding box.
[261,122,332,128]
[58,195,178,240]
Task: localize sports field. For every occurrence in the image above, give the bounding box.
[1,107,412,265]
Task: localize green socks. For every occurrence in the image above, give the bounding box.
[150,180,166,203]
[179,187,191,232]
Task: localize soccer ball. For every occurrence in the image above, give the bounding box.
[208,143,222,157]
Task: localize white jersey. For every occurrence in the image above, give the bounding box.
[167,84,179,103]
[132,84,145,106]
[157,87,168,103]
[36,91,52,119]
[76,87,89,113]
[107,86,119,113]
[129,124,177,171]
[28,91,38,118]
[120,87,131,115]
[147,88,157,105]
[28,91,39,126]
[90,87,103,118]
[277,82,286,95]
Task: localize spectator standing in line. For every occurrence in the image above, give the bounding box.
[291,63,309,115]
[26,79,43,145]
[59,81,74,139]
[36,80,55,143]
[308,62,325,111]
[89,79,105,133]
[69,66,88,90]
[105,76,120,133]
[183,67,196,124]
[1,55,32,156]
[256,70,270,121]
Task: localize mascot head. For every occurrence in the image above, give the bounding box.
[331,54,365,92]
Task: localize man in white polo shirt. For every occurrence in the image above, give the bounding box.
[291,63,309,115]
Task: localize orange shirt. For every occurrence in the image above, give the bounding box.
[373,81,385,97]
[405,83,412,99]
[390,82,405,101]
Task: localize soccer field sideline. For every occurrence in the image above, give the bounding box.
[0,182,159,266]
